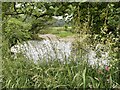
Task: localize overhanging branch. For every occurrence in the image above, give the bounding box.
[4,11,49,19]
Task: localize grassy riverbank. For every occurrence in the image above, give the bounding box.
[3,55,120,89]
[2,2,120,89]
[40,27,75,37]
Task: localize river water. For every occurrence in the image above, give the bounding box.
[11,38,110,67]
[11,40,72,63]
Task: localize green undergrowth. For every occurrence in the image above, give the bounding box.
[2,55,120,89]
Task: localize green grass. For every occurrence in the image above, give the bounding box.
[57,31,74,37]
[2,29,120,88]
[2,55,120,89]
[40,27,75,37]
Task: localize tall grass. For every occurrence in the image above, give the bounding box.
[2,53,120,89]
[2,33,120,89]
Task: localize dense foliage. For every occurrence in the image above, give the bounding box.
[2,2,120,89]
[3,56,119,88]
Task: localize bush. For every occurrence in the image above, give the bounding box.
[4,18,31,47]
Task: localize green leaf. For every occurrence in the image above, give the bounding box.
[82,67,86,88]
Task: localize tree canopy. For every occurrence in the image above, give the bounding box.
[2,2,120,58]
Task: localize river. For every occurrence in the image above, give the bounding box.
[11,34,110,67]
